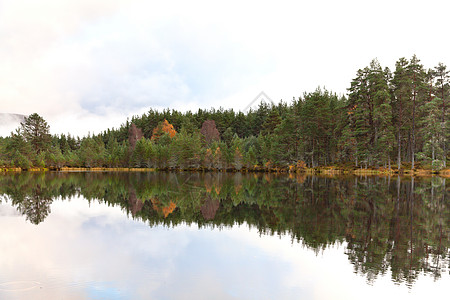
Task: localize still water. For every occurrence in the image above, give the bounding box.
[0,172,448,300]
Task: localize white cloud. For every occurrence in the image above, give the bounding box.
[1,0,449,136]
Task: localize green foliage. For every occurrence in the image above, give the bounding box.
[78,136,106,167]
[417,97,448,169]
[348,60,394,167]
[130,138,155,168]
[262,108,281,135]
[299,88,336,166]
[170,129,203,169]
[154,142,171,169]
[12,150,32,169]
[244,145,257,168]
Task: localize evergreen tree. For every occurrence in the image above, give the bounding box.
[417,97,447,169]
[170,128,203,169]
[373,66,395,167]
[78,136,106,167]
[20,113,51,154]
[106,135,119,167]
[300,88,333,166]
[231,134,244,170]
[221,127,234,147]
[407,55,426,169]
[244,145,257,169]
[6,130,33,168]
[433,63,449,167]
[262,108,281,135]
[392,57,411,169]
[348,63,374,167]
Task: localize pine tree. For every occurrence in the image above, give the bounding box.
[20,113,51,154]
[6,131,32,168]
[392,58,411,169]
[221,127,234,147]
[262,108,281,135]
[231,134,244,170]
[373,67,395,167]
[433,63,449,167]
[408,55,426,169]
[300,88,333,166]
[131,138,147,167]
[417,97,446,169]
[348,60,394,167]
[106,135,119,167]
[244,145,257,169]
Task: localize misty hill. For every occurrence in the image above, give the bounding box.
[0,113,26,137]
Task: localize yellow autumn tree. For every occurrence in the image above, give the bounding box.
[151,198,177,218]
[151,119,177,142]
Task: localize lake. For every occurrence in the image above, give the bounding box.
[0,172,448,300]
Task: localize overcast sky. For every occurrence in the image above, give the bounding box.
[1,0,449,137]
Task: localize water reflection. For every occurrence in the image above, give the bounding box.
[0,172,448,287]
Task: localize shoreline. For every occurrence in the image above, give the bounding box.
[1,166,449,177]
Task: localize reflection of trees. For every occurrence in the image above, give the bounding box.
[0,173,54,225]
[201,195,220,220]
[0,172,448,285]
[128,187,144,217]
[16,193,53,225]
[340,176,449,286]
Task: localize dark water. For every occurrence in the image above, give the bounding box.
[0,172,448,300]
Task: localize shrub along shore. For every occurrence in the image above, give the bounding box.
[1,166,449,177]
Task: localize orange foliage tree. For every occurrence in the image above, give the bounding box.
[151,198,177,218]
[151,119,177,142]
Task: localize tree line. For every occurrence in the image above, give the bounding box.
[0,55,448,170]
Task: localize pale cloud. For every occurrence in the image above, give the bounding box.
[1,0,449,136]
[0,0,132,135]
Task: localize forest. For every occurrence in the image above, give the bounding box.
[0,55,448,171]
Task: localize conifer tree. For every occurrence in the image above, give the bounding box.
[392,58,411,169]
[348,60,394,167]
[433,63,449,167]
[262,109,281,135]
[20,113,51,154]
[408,55,426,169]
[417,97,446,169]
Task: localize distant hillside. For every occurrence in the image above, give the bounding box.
[0,113,26,137]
